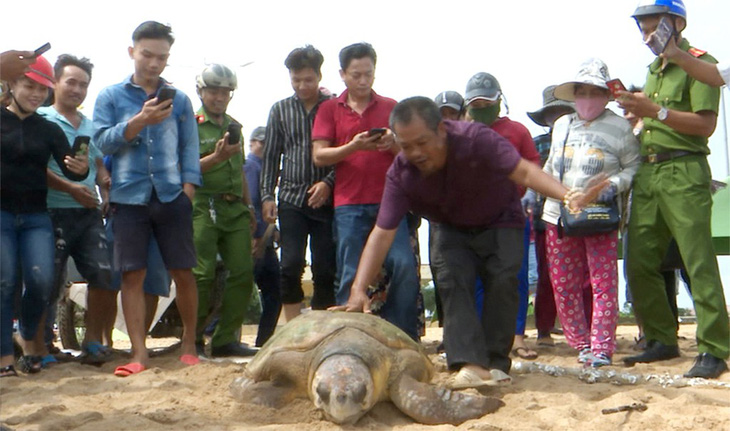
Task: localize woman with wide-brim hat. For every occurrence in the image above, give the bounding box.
[541,58,640,367]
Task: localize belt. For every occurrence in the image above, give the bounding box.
[211,193,240,202]
[641,150,701,164]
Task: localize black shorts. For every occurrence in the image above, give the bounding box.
[111,191,196,272]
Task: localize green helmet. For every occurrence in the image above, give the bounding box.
[196,64,237,90]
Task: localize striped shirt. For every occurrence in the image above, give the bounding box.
[261,92,334,207]
[541,110,640,226]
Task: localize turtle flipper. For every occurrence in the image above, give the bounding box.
[230,377,296,408]
[389,375,504,425]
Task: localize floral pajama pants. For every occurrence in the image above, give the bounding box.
[545,224,619,356]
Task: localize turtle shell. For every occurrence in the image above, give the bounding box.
[246,311,429,381]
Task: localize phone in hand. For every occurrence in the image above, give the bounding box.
[368,128,387,138]
[33,42,51,58]
[646,16,674,56]
[605,79,627,99]
[156,87,176,104]
[72,135,90,156]
[227,122,242,145]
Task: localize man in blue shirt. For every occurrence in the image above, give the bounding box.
[93,21,202,375]
[246,126,282,347]
[40,54,115,365]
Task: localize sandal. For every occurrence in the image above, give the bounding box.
[81,341,113,365]
[512,346,538,360]
[17,355,42,374]
[0,365,19,378]
[41,355,59,368]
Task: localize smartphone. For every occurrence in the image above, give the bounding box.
[33,42,51,58]
[646,16,674,56]
[368,128,387,138]
[71,135,90,156]
[156,87,176,103]
[227,122,242,145]
[605,79,627,99]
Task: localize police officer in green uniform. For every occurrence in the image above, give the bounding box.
[619,0,729,378]
[193,64,257,357]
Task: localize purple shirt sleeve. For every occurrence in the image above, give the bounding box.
[376,160,410,230]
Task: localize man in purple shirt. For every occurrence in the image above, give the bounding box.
[336,97,604,389]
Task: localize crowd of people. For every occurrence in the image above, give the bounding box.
[1,0,728,385]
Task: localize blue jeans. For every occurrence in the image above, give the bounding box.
[1,211,55,356]
[334,204,419,339]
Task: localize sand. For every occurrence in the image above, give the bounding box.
[1,323,729,431]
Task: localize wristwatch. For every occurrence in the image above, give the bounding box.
[656,106,669,122]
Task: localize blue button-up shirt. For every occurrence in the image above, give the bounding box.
[93,75,201,205]
[245,153,266,239]
[39,106,102,208]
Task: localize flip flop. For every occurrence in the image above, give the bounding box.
[488,369,513,386]
[114,362,146,377]
[448,367,496,390]
[512,346,538,360]
[536,336,555,347]
[0,365,18,378]
[41,355,58,368]
[179,354,200,366]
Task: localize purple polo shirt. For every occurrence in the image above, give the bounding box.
[376,120,524,230]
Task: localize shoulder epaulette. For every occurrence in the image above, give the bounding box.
[688,47,706,58]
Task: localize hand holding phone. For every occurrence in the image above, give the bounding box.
[368,128,387,138]
[646,16,674,56]
[605,79,627,99]
[156,87,176,104]
[72,136,90,157]
[227,122,242,145]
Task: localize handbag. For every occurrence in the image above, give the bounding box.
[556,121,620,238]
[558,201,620,237]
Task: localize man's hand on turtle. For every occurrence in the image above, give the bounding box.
[328,289,371,314]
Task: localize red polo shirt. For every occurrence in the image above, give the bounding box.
[490,116,540,196]
[312,90,397,207]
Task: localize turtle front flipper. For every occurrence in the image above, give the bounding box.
[230,377,297,409]
[389,374,504,425]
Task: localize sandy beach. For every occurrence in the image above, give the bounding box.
[1,322,729,431]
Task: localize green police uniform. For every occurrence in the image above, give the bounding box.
[193,107,254,348]
[627,39,729,359]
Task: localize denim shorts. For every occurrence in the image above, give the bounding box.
[111,191,196,272]
[105,217,171,297]
[49,208,112,295]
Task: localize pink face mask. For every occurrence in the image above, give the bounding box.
[575,95,608,121]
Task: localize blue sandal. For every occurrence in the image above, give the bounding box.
[81,341,113,365]
[41,354,59,368]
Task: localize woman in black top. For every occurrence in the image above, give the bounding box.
[0,55,88,376]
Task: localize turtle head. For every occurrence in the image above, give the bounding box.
[310,354,375,424]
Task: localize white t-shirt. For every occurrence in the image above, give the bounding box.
[718,62,730,86]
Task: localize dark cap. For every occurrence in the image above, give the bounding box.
[465,72,502,104]
[434,91,464,112]
[250,126,266,142]
[526,85,575,127]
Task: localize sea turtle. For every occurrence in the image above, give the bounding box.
[230,310,503,425]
